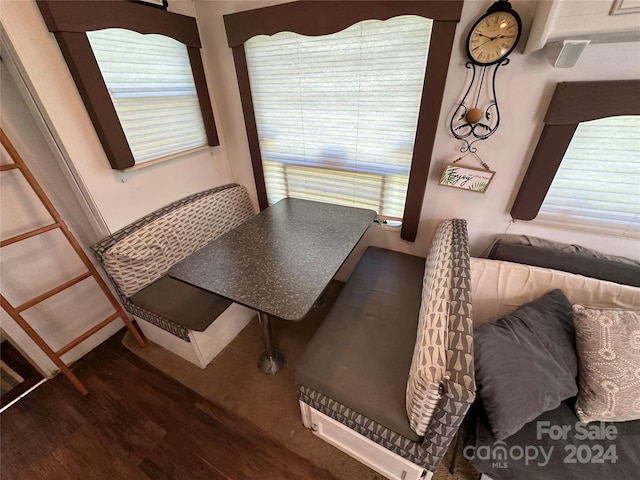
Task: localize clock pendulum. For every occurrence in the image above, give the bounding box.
[450,0,522,152]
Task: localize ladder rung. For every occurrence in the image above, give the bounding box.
[15,271,93,313]
[55,311,121,357]
[0,164,20,172]
[1,223,60,248]
[1,128,145,396]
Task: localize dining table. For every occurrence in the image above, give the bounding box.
[168,197,377,374]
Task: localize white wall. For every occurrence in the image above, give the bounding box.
[0,60,122,376]
[423,0,640,259]
[193,0,640,263]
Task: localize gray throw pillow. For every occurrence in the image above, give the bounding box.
[573,305,640,423]
[474,289,578,440]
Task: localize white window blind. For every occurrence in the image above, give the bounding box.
[87,29,207,164]
[539,115,640,237]
[245,16,432,219]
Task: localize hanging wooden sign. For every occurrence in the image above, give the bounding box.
[439,163,495,193]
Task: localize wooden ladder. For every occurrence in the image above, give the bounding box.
[0,129,145,395]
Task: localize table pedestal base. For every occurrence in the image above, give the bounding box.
[257,311,286,374]
[258,349,286,374]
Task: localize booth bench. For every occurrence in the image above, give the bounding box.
[92,184,257,368]
[295,219,475,480]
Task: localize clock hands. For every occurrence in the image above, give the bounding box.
[472,34,515,55]
[476,33,515,41]
[474,39,495,50]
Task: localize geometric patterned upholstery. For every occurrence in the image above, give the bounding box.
[405,219,476,465]
[297,218,475,472]
[299,385,456,471]
[100,185,254,297]
[91,184,254,340]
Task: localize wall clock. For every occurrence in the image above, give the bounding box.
[466,1,521,66]
[450,0,522,152]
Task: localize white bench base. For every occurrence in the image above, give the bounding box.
[134,303,256,368]
[299,401,431,480]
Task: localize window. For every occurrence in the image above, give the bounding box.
[87,29,208,165]
[37,0,218,170]
[223,1,463,241]
[538,116,639,236]
[245,16,431,220]
[511,80,640,237]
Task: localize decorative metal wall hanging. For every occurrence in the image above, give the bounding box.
[450,0,521,153]
[449,61,508,153]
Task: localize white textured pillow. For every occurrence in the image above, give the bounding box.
[573,305,640,423]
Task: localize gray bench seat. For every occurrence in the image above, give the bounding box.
[129,276,232,332]
[296,247,425,442]
[295,220,476,477]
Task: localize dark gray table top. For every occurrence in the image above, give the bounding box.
[169,198,376,321]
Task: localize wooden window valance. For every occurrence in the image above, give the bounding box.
[511,80,640,221]
[37,0,218,170]
[223,0,463,242]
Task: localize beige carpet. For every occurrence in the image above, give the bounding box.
[122,282,480,480]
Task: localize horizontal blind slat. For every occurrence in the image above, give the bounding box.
[540,115,640,235]
[246,16,431,218]
[87,28,207,164]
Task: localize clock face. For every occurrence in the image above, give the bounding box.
[467,11,521,66]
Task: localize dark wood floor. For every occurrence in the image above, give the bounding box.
[1,340,43,408]
[0,331,336,480]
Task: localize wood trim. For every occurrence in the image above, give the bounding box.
[511,79,640,221]
[223,0,463,47]
[224,0,463,237]
[37,0,218,170]
[510,124,577,221]
[401,20,458,242]
[188,46,219,147]
[231,44,269,209]
[54,31,135,170]
[37,0,200,47]
[545,80,640,125]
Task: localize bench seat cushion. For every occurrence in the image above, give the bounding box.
[470,257,640,326]
[488,241,640,287]
[99,184,254,298]
[130,275,232,332]
[295,247,425,442]
[406,219,475,437]
[468,398,640,480]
